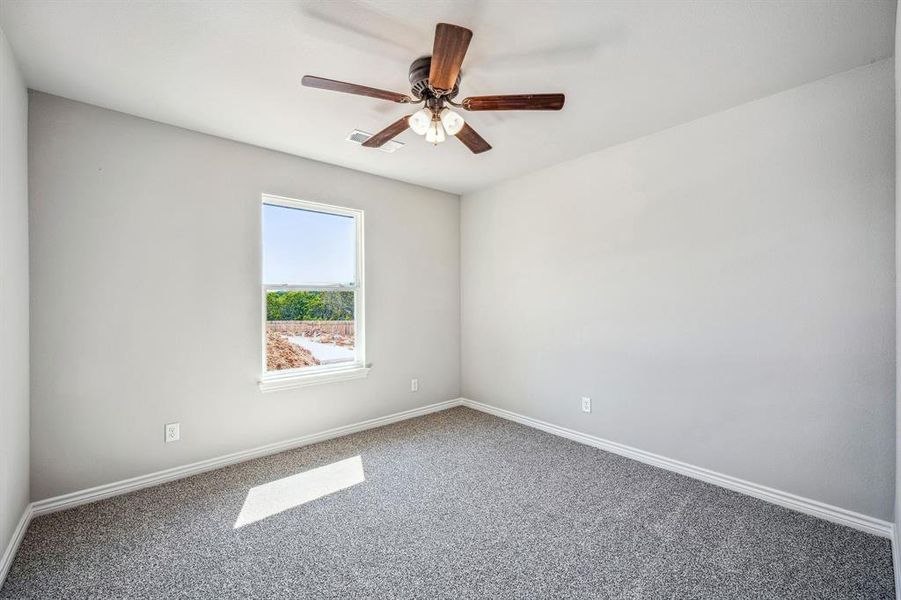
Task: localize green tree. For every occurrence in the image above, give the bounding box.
[266,291,354,321]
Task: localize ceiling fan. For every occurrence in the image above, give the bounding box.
[302,23,565,154]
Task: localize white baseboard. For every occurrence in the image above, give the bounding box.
[31,398,464,517]
[8,395,892,590]
[460,398,893,538]
[0,503,33,589]
[893,523,900,599]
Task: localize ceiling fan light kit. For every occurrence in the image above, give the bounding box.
[425,118,447,144]
[409,107,463,146]
[409,108,432,135]
[439,108,465,136]
[302,22,565,154]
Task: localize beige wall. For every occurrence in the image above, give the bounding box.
[27,92,460,500]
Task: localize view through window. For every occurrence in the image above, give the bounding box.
[262,196,363,376]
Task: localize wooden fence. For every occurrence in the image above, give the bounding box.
[266,320,354,336]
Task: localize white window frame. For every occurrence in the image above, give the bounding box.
[259,193,368,392]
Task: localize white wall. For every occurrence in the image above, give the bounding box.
[0,27,29,554]
[462,59,895,520]
[28,93,460,500]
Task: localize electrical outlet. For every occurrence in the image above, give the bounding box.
[165,422,180,443]
[411,378,419,392]
[581,397,591,414]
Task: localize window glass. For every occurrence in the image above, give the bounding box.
[262,203,355,286]
[262,199,362,376]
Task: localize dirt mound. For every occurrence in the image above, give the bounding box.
[266,331,320,371]
[312,333,354,348]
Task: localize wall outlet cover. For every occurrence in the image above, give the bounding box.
[165,422,180,443]
[581,397,591,413]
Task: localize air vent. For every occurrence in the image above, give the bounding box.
[346,129,404,153]
[346,130,370,144]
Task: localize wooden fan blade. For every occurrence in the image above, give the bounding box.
[302,75,412,103]
[462,94,565,111]
[429,23,473,92]
[455,122,491,154]
[362,116,411,147]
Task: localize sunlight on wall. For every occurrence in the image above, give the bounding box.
[234,455,365,528]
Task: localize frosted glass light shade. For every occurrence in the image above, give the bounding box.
[408,108,432,135]
[425,120,446,144]
[439,108,465,136]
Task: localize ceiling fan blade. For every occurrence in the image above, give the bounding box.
[302,75,412,104]
[455,123,492,154]
[362,116,411,148]
[462,94,565,111]
[429,23,473,92]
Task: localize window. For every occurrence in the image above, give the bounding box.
[259,194,366,391]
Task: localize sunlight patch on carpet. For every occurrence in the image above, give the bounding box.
[234,455,365,528]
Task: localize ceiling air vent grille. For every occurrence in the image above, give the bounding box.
[346,129,404,153]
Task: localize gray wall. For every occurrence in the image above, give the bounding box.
[0,28,29,554]
[895,3,900,595]
[28,93,460,500]
[461,60,895,520]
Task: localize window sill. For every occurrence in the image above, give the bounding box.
[259,365,370,393]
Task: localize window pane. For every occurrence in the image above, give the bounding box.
[263,203,355,285]
[265,291,355,372]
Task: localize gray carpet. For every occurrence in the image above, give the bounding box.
[1,406,894,599]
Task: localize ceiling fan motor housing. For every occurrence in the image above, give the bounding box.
[409,56,460,100]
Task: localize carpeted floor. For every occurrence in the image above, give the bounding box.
[1,406,894,599]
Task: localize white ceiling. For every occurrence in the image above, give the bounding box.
[0,0,895,194]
